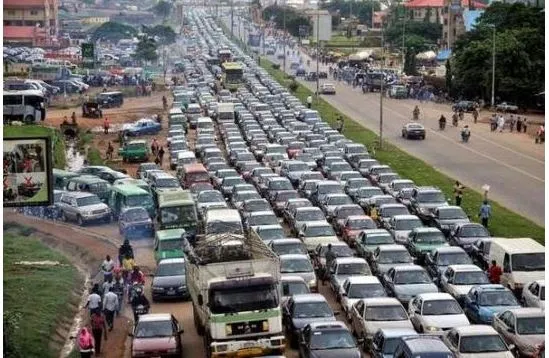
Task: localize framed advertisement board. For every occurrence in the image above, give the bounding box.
[3,137,53,207]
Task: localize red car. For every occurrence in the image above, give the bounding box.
[131,313,183,357]
[341,215,377,246]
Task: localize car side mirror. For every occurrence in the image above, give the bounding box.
[197,294,204,306]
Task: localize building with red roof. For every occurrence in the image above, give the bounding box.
[3,0,59,46]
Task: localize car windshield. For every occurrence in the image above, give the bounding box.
[276,192,299,202]
[479,291,518,306]
[296,210,325,221]
[76,196,102,206]
[394,270,431,284]
[381,207,408,218]
[223,177,245,187]
[135,320,174,338]
[363,235,394,245]
[318,185,342,195]
[320,246,354,257]
[207,220,243,235]
[210,284,279,314]
[156,178,180,188]
[336,207,363,219]
[123,208,150,221]
[282,281,309,296]
[395,219,422,231]
[437,253,471,266]
[336,263,369,275]
[458,225,490,237]
[310,330,356,350]
[249,214,278,226]
[365,305,408,321]
[511,253,545,271]
[274,243,307,255]
[305,226,335,237]
[281,258,313,273]
[417,191,445,203]
[348,283,386,298]
[460,335,508,353]
[125,194,153,207]
[288,163,309,172]
[347,180,368,188]
[453,271,489,285]
[244,200,271,212]
[293,301,333,318]
[379,175,399,184]
[422,300,463,315]
[393,182,413,191]
[347,218,375,230]
[415,233,445,244]
[235,192,260,202]
[258,228,285,241]
[439,208,467,220]
[383,338,402,354]
[270,181,293,190]
[516,317,545,335]
[378,251,412,264]
[156,262,185,276]
[159,238,184,251]
[357,188,383,198]
[198,192,224,203]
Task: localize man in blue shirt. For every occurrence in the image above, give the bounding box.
[479,200,492,228]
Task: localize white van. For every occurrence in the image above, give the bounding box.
[217,102,235,122]
[488,238,545,294]
[196,117,214,131]
[204,208,243,236]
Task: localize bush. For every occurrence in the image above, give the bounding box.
[272,64,281,70]
[288,80,299,92]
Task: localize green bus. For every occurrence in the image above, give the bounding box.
[154,228,186,263]
[108,184,155,218]
[157,190,198,235]
[221,62,244,92]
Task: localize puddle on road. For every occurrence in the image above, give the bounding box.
[65,142,85,172]
[90,123,127,134]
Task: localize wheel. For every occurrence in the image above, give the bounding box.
[402,131,406,138]
[421,135,426,140]
[77,215,84,226]
[61,211,68,222]
[24,115,34,124]
[193,306,205,335]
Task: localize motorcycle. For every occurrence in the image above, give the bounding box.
[128,282,144,303]
[133,304,150,322]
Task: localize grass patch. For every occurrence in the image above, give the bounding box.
[87,148,104,165]
[260,56,544,243]
[3,125,67,169]
[3,229,79,358]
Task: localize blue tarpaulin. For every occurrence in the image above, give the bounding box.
[436,49,452,61]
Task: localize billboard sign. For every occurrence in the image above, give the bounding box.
[248,33,261,47]
[81,43,95,69]
[3,137,53,207]
[313,13,332,42]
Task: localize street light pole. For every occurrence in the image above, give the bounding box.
[401,16,406,73]
[491,25,496,108]
[316,9,320,101]
[231,0,234,38]
[379,25,384,150]
[283,2,286,72]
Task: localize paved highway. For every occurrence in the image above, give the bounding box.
[232,19,545,226]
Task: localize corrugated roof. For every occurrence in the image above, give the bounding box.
[3,26,43,39]
[4,0,47,7]
[405,0,487,8]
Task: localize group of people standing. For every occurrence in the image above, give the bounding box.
[150,138,166,166]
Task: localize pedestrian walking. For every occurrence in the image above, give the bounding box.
[522,117,528,133]
[106,142,114,161]
[479,200,492,228]
[103,117,110,135]
[158,146,165,165]
[497,115,505,132]
[151,138,159,157]
[102,275,114,297]
[112,269,125,315]
[154,154,161,166]
[488,260,503,284]
[306,95,312,109]
[77,327,94,358]
[85,284,102,316]
[490,114,497,131]
[101,255,115,282]
[103,287,119,331]
[90,311,108,355]
[453,181,465,206]
[516,116,522,132]
[509,115,515,132]
[323,244,337,285]
[535,125,545,144]
[336,116,344,134]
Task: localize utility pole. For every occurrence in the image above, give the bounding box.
[401,14,406,73]
[283,1,286,72]
[379,25,384,150]
[316,9,320,101]
[491,25,496,108]
[231,0,234,38]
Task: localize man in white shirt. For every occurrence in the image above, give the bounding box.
[306,95,312,108]
[101,255,115,282]
[85,284,102,316]
[103,287,119,331]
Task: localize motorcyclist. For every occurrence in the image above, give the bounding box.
[130,287,150,322]
[439,115,447,130]
[461,125,471,142]
[413,106,420,121]
[129,266,145,285]
[118,239,134,266]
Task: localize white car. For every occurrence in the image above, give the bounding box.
[328,257,372,297]
[408,293,470,333]
[280,276,310,304]
[443,325,514,357]
[340,276,387,320]
[522,280,545,310]
[349,297,414,350]
[279,254,317,292]
[320,83,336,95]
[440,264,490,302]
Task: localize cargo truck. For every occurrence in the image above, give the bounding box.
[183,233,285,357]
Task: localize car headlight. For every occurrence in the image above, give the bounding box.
[425,326,440,332]
[308,279,317,288]
[215,344,229,352]
[225,325,232,336]
[262,321,269,332]
[177,285,186,290]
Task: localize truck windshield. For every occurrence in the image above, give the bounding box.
[160,205,197,225]
[209,284,279,313]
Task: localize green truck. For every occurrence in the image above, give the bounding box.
[118,140,150,162]
[157,190,198,236]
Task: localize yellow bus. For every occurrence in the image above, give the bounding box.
[221,62,244,92]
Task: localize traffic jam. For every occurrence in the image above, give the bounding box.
[35,9,545,358]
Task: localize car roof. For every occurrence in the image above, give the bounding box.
[344,276,381,284]
[392,214,420,221]
[378,244,409,252]
[393,264,424,272]
[361,297,402,306]
[508,307,545,318]
[491,237,543,253]
[63,191,97,199]
[292,293,328,303]
[417,292,455,301]
[413,227,443,233]
[280,275,307,283]
[308,321,347,330]
[279,254,310,260]
[378,328,419,338]
[138,313,172,322]
[271,238,302,244]
[453,325,499,336]
[447,264,483,272]
[401,336,450,353]
[335,257,367,264]
[434,246,467,254]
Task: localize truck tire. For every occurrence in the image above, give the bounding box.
[24,115,35,124]
[193,305,205,335]
[203,333,212,358]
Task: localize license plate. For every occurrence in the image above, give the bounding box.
[167,289,175,295]
[237,348,263,357]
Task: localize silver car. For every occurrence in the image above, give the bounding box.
[443,325,514,357]
[408,293,470,333]
[492,308,545,357]
[58,192,112,225]
[328,257,372,297]
[382,265,438,306]
[280,254,317,292]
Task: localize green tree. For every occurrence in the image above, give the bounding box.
[91,21,138,42]
[403,49,417,75]
[262,5,312,37]
[134,36,158,63]
[320,0,381,27]
[445,60,453,95]
[142,24,176,45]
[452,3,543,105]
[153,0,173,19]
